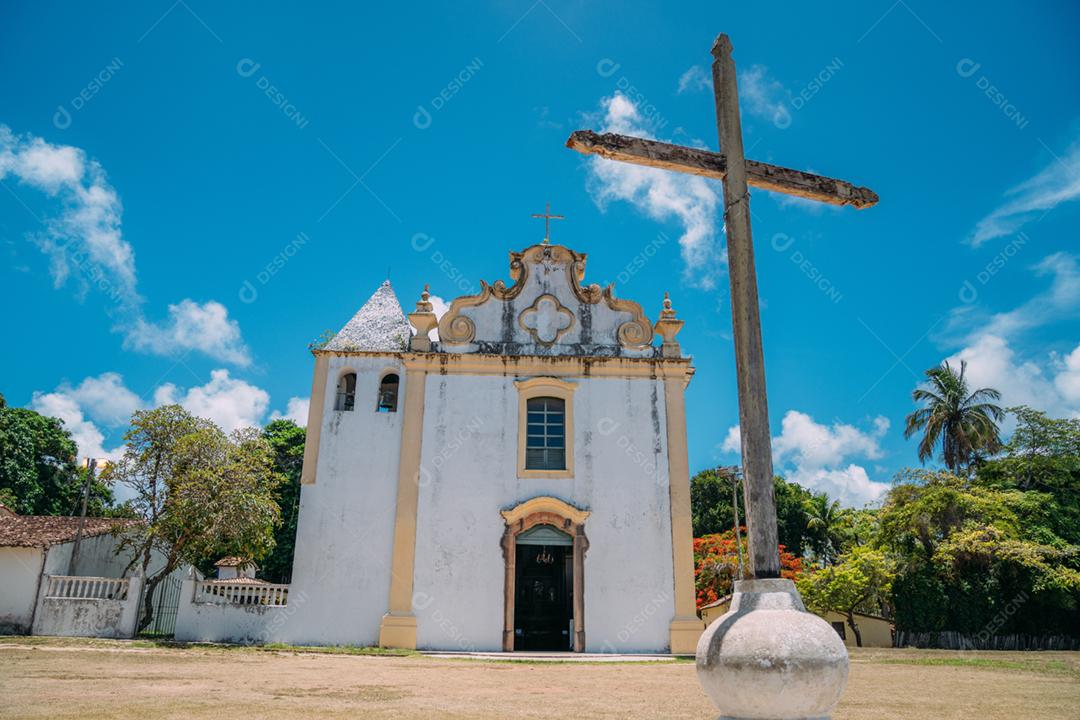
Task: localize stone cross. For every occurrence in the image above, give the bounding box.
[567,33,878,579]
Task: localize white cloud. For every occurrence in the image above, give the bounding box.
[969,140,1080,247]
[677,65,710,95]
[0,125,251,366]
[56,372,144,427]
[583,93,724,289]
[28,368,306,467]
[29,390,124,462]
[773,410,888,469]
[270,396,310,426]
[154,369,269,434]
[720,424,741,454]
[792,465,890,508]
[1056,345,1080,406]
[946,335,1080,419]
[721,410,890,507]
[737,65,791,129]
[127,299,251,366]
[5,135,85,190]
[940,252,1080,420]
[427,294,450,340]
[0,126,137,305]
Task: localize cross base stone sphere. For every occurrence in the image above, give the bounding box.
[696,578,849,720]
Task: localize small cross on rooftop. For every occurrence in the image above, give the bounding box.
[531,201,565,244]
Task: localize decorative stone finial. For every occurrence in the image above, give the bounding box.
[697,578,849,720]
[416,284,433,312]
[654,292,684,358]
[661,291,676,318]
[408,284,438,352]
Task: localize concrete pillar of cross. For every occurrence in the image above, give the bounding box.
[696,578,848,719]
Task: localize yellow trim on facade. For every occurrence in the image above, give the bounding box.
[514,377,577,479]
[500,495,591,526]
[662,376,704,653]
[311,350,690,383]
[378,367,428,650]
[299,354,329,485]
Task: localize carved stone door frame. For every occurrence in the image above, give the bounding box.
[500,497,590,652]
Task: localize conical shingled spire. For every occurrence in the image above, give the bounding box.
[324,280,411,352]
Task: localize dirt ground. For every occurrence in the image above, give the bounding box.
[1,639,1078,719]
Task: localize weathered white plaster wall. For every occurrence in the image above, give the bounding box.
[0,547,45,634]
[43,534,145,579]
[31,574,143,639]
[175,352,680,651]
[174,577,293,643]
[37,532,179,584]
[412,373,676,652]
[0,536,164,636]
[278,354,406,645]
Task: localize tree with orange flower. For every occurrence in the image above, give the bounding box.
[694,528,803,609]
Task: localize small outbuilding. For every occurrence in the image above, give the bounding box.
[0,510,187,637]
[212,557,261,581]
[0,513,129,634]
[699,595,894,648]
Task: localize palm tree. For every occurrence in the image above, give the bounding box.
[904,360,1004,473]
[803,493,849,565]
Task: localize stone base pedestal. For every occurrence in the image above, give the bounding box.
[669,616,705,654]
[378,613,417,649]
[696,578,848,720]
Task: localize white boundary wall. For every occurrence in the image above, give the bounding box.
[175,575,300,644]
[31,574,143,638]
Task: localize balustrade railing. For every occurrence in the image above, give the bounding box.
[194,580,289,607]
[45,575,130,601]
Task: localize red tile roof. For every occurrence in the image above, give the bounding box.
[214,556,256,568]
[0,515,127,548]
[204,577,270,585]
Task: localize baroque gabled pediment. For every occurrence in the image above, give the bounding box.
[436,243,656,357]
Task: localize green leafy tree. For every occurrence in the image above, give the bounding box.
[797,546,894,647]
[976,406,1080,545]
[691,466,741,537]
[844,507,880,549]
[904,360,1004,473]
[690,467,812,556]
[259,419,305,583]
[103,405,283,630]
[0,394,113,515]
[773,478,813,558]
[877,469,1080,637]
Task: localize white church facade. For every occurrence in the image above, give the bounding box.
[176,239,703,653]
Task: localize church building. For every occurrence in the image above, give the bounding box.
[178,237,704,653]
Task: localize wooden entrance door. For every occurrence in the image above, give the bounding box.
[514,543,573,651]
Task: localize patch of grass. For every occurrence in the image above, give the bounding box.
[0,636,133,650]
[869,655,1079,678]
[0,635,415,658]
[430,654,693,666]
[259,642,415,657]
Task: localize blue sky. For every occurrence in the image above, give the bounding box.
[2,1,1078,506]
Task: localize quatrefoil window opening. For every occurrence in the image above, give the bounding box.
[519,294,574,345]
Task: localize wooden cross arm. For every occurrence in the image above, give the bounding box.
[566,130,879,210]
